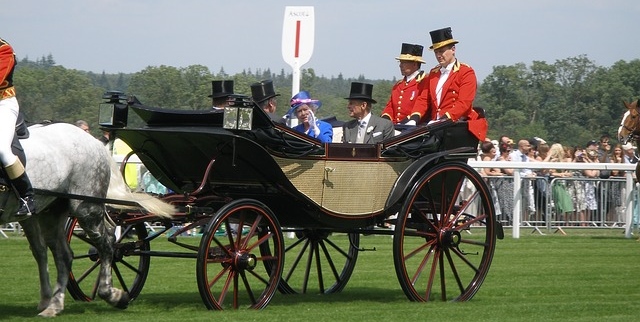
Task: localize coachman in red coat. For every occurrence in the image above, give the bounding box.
[381,43,429,125]
[424,27,488,141]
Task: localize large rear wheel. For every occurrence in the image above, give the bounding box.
[270,229,359,295]
[393,161,497,302]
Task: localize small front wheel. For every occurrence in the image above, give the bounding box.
[196,199,284,310]
[65,218,150,302]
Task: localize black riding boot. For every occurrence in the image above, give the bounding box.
[5,159,36,217]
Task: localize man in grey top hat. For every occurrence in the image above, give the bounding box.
[250,79,284,124]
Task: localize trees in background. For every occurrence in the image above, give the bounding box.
[14,55,640,147]
[477,55,640,146]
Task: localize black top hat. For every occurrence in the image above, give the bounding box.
[429,27,459,50]
[250,80,280,103]
[344,82,377,104]
[208,80,234,98]
[395,43,425,63]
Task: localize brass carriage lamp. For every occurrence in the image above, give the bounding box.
[223,94,254,130]
[98,91,129,128]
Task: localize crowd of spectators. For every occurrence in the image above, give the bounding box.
[478,134,636,226]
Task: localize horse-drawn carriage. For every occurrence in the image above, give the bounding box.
[64,91,503,310]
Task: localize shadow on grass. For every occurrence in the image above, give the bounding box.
[0,303,39,319]
[0,286,448,318]
[127,286,409,310]
[270,286,409,306]
[0,300,129,319]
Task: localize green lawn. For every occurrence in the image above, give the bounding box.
[0,228,638,321]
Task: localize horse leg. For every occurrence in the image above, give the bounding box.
[20,216,54,314]
[75,202,130,309]
[36,203,74,317]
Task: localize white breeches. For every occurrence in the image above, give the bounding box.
[0,97,19,166]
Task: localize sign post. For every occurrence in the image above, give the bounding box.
[282,6,315,126]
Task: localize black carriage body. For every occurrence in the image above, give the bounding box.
[86,98,502,309]
[115,101,479,230]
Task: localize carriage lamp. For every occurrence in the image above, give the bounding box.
[223,95,254,130]
[98,91,129,128]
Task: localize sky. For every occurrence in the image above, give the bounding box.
[3,0,640,82]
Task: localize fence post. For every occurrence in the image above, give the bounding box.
[624,173,635,238]
[513,171,521,238]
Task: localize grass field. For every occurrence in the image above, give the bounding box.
[0,228,638,321]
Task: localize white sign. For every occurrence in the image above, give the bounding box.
[281,6,315,68]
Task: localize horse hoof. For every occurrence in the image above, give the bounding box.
[38,308,59,318]
[114,293,130,310]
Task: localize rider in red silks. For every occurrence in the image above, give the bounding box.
[0,37,36,217]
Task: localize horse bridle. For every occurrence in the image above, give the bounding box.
[620,107,640,145]
[620,124,639,144]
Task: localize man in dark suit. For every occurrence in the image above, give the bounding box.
[209,80,234,109]
[342,82,394,144]
[250,79,284,124]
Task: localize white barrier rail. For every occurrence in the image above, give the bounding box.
[468,161,637,239]
[113,157,639,240]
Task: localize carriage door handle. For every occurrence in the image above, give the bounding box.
[324,167,335,184]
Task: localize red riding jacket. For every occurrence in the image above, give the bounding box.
[0,38,17,100]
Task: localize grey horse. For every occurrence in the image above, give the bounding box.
[0,123,174,317]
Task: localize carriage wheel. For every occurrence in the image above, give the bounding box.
[262,229,359,295]
[65,217,150,302]
[393,161,497,302]
[196,199,284,310]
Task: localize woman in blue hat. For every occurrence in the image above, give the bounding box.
[288,91,333,143]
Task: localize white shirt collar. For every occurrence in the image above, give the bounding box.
[404,70,421,83]
[440,61,454,73]
[359,113,372,126]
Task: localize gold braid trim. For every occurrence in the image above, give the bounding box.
[0,86,15,99]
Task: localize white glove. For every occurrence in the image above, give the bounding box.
[405,120,416,126]
[308,110,320,136]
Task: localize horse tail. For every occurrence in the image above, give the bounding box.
[106,159,175,218]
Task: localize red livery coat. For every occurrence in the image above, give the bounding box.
[381,71,428,124]
[426,60,487,141]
